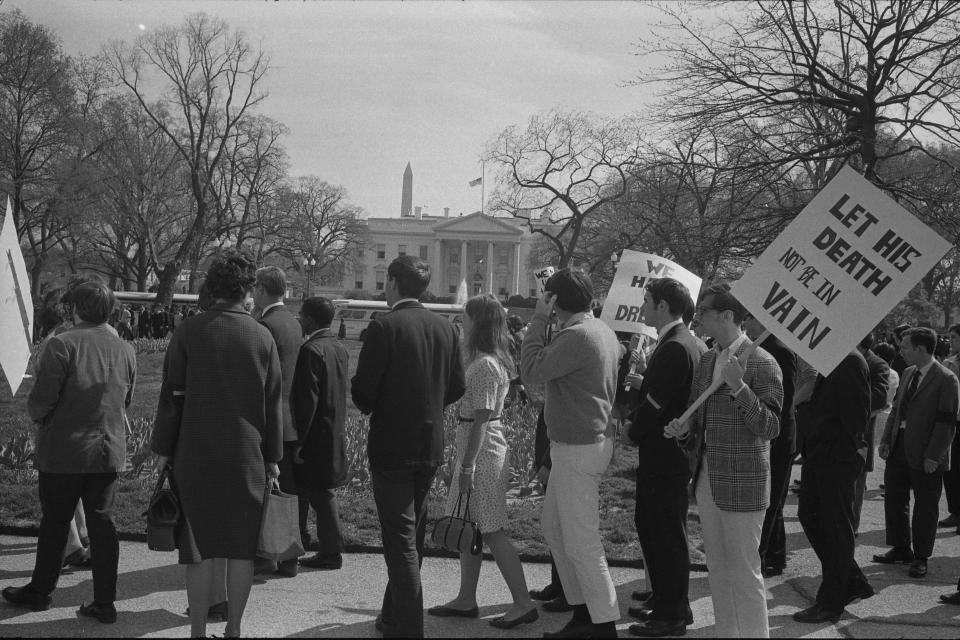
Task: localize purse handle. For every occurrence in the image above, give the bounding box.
[452,489,472,521]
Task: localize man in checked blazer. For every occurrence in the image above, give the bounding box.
[351,256,465,638]
[877,327,959,579]
[667,282,783,638]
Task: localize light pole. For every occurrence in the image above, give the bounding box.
[302,256,316,299]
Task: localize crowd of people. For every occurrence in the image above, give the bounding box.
[2,250,960,639]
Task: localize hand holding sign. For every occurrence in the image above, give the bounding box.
[720,353,746,391]
[535,291,556,318]
[664,417,689,440]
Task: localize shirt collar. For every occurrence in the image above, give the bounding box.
[657,319,684,343]
[306,327,331,341]
[914,359,935,380]
[260,301,284,316]
[715,331,747,357]
[390,297,419,309]
[559,311,592,331]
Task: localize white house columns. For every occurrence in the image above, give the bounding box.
[486,242,495,294]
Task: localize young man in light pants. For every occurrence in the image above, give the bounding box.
[521,268,622,638]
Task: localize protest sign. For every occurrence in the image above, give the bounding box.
[600,250,702,337]
[533,266,555,294]
[731,165,952,376]
[0,198,33,395]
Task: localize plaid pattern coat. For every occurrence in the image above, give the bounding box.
[686,337,783,512]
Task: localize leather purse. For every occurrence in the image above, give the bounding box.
[144,464,181,552]
[429,490,482,555]
[257,479,306,562]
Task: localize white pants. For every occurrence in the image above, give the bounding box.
[541,438,620,624]
[696,459,769,638]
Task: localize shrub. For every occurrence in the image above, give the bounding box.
[0,431,35,471]
[342,289,373,300]
[124,416,157,477]
[131,337,169,354]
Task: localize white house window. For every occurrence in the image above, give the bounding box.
[376,244,385,259]
[398,244,407,257]
[419,245,428,260]
[375,270,385,291]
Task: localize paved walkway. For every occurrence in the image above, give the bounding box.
[3,462,960,637]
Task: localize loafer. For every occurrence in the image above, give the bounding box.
[872,547,915,564]
[276,559,299,578]
[254,558,277,574]
[908,558,928,578]
[185,600,228,621]
[78,601,117,624]
[489,607,539,629]
[530,583,563,601]
[426,604,479,618]
[844,584,875,606]
[543,594,574,613]
[1,585,51,611]
[792,604,842,624]
[300,553,343,570]
[631,590,652,602]
[630,606,693,626]
[628,619,687,637]
[939,591,960,605]
[939,514,959,528]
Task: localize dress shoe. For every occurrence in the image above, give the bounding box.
[630,606,693,626]
[78,601,117,624]
[939,514,959,528]
[939,591,960,605]
[185,600,228,621]
[908,558,928,578]
[426,604,479,618]
[542,619,596,638]
[543,594,574,612]
[1,585,51,611]
[63,547,92,568]
[276,559,298,578]
[300,553,343,570]
[631,590,652,602]
[792,604,842,624]
[872,547,915,564]
[489,607,539,629]
[628,619,687,637]
[844,584,875,606]
[254,558,277,574]
[301,534,320,552]
[762,565,783,578]
[530,583,563,601]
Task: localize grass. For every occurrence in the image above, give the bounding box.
[0,339,704,565]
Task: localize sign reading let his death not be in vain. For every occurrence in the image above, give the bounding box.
[732,165,951,376]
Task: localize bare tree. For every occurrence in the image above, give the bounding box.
[636,0,960,187]
[104,12,269,304]
[484,108,643,268]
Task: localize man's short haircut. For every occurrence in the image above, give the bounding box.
[858,333,876,350]
[388,255,431,298]
[300,297,335,329]
[873,342,896,364]
[903,327,937,354]
[949,323,960,338]
[893,324,912,340]
[255,266,287,297]
[545,268,593,313]
[699,281,748,325]
[646,277,693,317]
[72,282,116,324]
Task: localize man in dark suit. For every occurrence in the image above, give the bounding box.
[877,327,960,578]
[793,350,873,623]
[744,313,798,578]
[291,297,349,571]
[351,256,465,638]
[853,334,891,534]
[253,266,309,578]
[623,278,706,638]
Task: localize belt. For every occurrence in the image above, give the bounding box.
[458,415,501,423]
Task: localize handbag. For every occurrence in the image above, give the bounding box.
[144,464,181,552]
[257,479,305,562]
[429,490,482,555]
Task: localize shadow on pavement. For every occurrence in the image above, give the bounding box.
[0,608,187,638]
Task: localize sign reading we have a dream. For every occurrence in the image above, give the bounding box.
[600,250,703,337]
[732,165,952,376]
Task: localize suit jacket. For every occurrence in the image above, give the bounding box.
[351,300,465,470]
[802,351,871,467]
[29,322,137,474]
[291,328,349,489]
[686,337,783,512]
[628,322,707,476]
[259,304,304,442]
[881,359,959,471]
[761,335,798,459]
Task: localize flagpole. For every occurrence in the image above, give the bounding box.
[480,161,485,215]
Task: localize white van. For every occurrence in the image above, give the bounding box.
[331,299,464,340]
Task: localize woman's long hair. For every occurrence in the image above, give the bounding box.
[463,294,515,378]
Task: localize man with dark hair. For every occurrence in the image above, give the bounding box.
[667,282,782,638]
[940,324,960,530]
[522,268,622,638]
[352,255,465,637]
[853,333,891,534]
[291,297,349,571]
[742,312,798,578]
[890,324,912,376]
[4,283,136,623]
[792,349,873,624]
[876,327,959,578]
[623,278,706,637]
[253,266,308,578]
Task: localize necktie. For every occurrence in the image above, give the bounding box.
[903,370,922,410]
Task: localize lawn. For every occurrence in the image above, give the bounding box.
[0,338,704,565]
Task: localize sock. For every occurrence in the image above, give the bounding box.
[592,621,617,638]
[571,604,591,624]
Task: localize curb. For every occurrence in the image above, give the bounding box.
[0,524,709,572]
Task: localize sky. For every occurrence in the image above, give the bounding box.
[7,0,684,219]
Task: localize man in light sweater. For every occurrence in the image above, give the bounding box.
[521,268,622,639]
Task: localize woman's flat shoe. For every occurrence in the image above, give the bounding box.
[427,604,479,618]
[940,592,960,605]
[63,547,91,568]
[489,607,539,629]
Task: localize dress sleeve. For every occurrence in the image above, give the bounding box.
[465,357,504,412]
